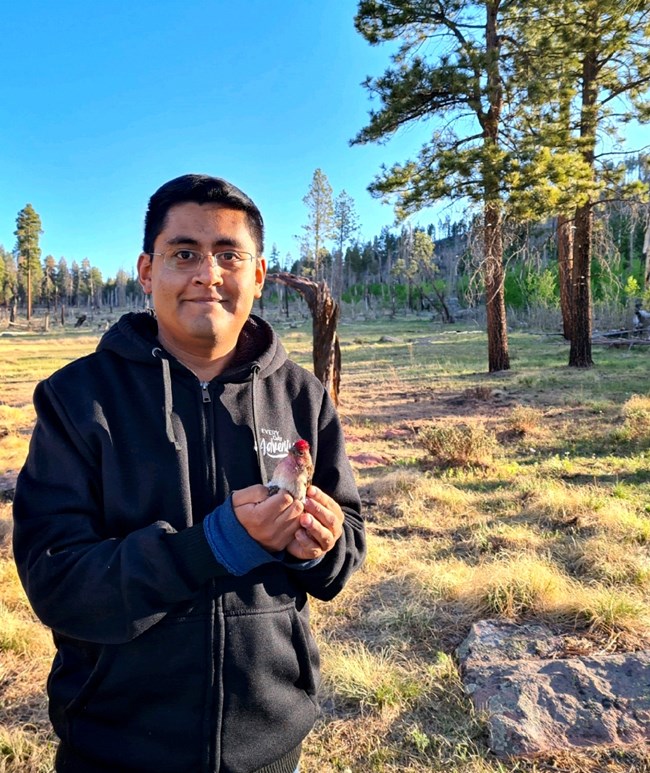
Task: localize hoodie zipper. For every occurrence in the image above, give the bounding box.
[196,376,219,769]
[200,381,211,403]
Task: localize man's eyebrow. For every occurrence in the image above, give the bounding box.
[165,235,243,249]
[165,235,200,246]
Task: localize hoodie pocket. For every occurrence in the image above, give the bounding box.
[51,610,210,772]
[220,603,321,772]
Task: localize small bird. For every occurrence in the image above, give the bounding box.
[267,439,313,502]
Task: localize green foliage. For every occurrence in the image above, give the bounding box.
[14,203,43,303]
[504,263,558,310]
[353,1,516,216]
[624,275,641,300]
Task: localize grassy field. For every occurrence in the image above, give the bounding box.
[2,314,650,772]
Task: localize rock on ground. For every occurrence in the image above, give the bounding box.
[457,619,650,758]
[0,471,17,502]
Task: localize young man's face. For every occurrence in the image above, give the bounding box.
[137,202,266,357]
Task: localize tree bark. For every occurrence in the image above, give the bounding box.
[643,209,650,288]
[266,272,341,405]
[569,43,597,368]
[482,1,510,373]
[569,203,594,367]
[557,214,574,340]
[484,202,510,371]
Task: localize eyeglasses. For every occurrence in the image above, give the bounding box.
[149,248,256,272]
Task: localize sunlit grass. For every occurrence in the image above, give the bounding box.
[4,317,650,772]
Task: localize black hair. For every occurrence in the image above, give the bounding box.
[142,174,264,255]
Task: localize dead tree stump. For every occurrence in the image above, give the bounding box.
[266,272,341,406]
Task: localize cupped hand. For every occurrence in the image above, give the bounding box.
[232,485,304,552]
[285,485,344,561]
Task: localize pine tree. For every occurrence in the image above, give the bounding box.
[301,169,335,281]
[0,247,7,305]
[42,255,57,309]
[508,0,650,366]
[14,203,43,321]
[332,190,360,302]
[352,0,512,371]
[57,257,72,306]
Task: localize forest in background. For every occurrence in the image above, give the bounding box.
[2,0,650,376]
[1,159,648,328]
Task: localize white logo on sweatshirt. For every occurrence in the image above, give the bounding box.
[259,427,292,458]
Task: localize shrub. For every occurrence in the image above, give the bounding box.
[620,394,650,441]
[419,422,499,469]
[508,405,543,436]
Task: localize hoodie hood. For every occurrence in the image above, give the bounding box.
[97,310,288,382]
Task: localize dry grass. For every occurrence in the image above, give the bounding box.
[419,422,500,470]
[620,394,650,440]
[3,321,650,772]
[506,405,544,437]
[0,504,55,773]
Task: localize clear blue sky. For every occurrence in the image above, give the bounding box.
[0,0,441,279]
[2,2,646,281]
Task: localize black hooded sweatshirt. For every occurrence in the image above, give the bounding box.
[12,311,365,773]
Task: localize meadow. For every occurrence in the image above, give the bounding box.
[2,313,650,772]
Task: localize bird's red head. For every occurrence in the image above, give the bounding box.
[291,439,310,456]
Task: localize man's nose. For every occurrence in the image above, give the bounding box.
[193,255,223,284]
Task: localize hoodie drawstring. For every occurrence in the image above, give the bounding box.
[250,364,268,485]
[152,346,265,472]
[152,347,182,451]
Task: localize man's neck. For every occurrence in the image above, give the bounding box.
[157,332,235,382]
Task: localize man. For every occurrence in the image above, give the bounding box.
[13,174,366,773]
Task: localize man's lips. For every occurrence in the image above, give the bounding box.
[184,297,226,304]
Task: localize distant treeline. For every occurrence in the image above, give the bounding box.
[2,183,648,322]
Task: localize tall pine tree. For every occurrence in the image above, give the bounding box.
[352,0,513,371]
[14,203,43,321]
[301,169,335,281]
[508,0,650,365]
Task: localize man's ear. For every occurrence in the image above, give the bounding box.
[254,256,267,299]
[137,253,153,294]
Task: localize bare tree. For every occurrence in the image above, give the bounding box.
[266,272,341,406]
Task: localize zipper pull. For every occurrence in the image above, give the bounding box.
[200,381,211,403]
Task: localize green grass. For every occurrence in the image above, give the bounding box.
[3,314,650,772]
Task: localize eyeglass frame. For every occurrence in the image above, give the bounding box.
[147,248,258,272]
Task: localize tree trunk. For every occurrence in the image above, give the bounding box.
[557,214,574,340]
[27,264,32,323]
[332,249,343,304]
[569,44,597,368]
[484,203,510,372]
[429,285,455,323]
[569,203,594,367]
[482,1,509,373]
[265,272,341,405]
[643,209,650,288]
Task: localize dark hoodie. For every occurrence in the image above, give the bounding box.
[13,311,365,773]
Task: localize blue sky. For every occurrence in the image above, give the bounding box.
[2,2,647,281]
[0,1,441,279]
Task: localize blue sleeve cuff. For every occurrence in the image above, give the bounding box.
[283,555,325,571]
[203,496,283,577]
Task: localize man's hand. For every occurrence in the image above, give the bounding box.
[232,485,303,552]
[286,485,344,561]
